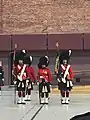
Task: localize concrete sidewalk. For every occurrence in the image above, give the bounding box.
[0,86,90,120]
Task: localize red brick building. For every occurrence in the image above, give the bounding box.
[0,0,90,85]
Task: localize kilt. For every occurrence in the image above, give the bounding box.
[16,79,26,91]
[39,79,50,93]
[26,79,33,90]
[58,80,73,91]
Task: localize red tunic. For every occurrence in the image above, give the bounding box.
[37,68,52,82]
[60,64,74,80]
[26,66,36,82]
[15,64,29,81]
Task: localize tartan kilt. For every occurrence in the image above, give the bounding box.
[26,79,33,90]
[16,79,26,91]
[58,80,73,91]
[39,81,50,93]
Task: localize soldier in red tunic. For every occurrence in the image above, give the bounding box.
[57,52,74,104]
[37,56,52,104]
[14,51,29,104]
[24,55,36,101]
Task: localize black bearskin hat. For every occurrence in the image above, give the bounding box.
[14,51,25,65]
[24,55,33,66]
[59,50,70,64]
[38,56,49,68]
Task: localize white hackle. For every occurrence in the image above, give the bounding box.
[30,56,33,62]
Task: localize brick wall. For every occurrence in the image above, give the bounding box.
[1,0,90,33]
[0,0,2,32]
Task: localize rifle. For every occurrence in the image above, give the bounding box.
[12,44,17,104]
[55,42,60,74]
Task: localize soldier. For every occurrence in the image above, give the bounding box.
[14,51,29,104]
[11,50,27,84]
[55,49,72,75]
[57,52,74,104]
[37,56,52,104]
[24,55,36,101]
[0,61,4,96]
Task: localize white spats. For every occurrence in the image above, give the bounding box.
[61,97,70,104]
[61,97,66,104]
[40,96,49,104]
[45,98,48,104]
[22,98,26,104]
[0,91,1,96]
[28,95,31,101]
[65,97,69,104]
[24,95,31,101]
[41,98,44,104]
[17,97,26,104]
[17,97,22,104]
[24,95,28,101]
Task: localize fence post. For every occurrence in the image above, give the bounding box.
[82,33,84,50]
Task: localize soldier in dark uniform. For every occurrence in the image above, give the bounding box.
[57,51,74,104]
[0,61,4,96]
[55,49,72,74]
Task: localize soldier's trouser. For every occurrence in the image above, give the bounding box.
[18,91,25,97]
[61,90,69,97]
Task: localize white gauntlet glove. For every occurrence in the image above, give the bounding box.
[14,81,17,85]
[2,78,4,81]
[32,82,34,85]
